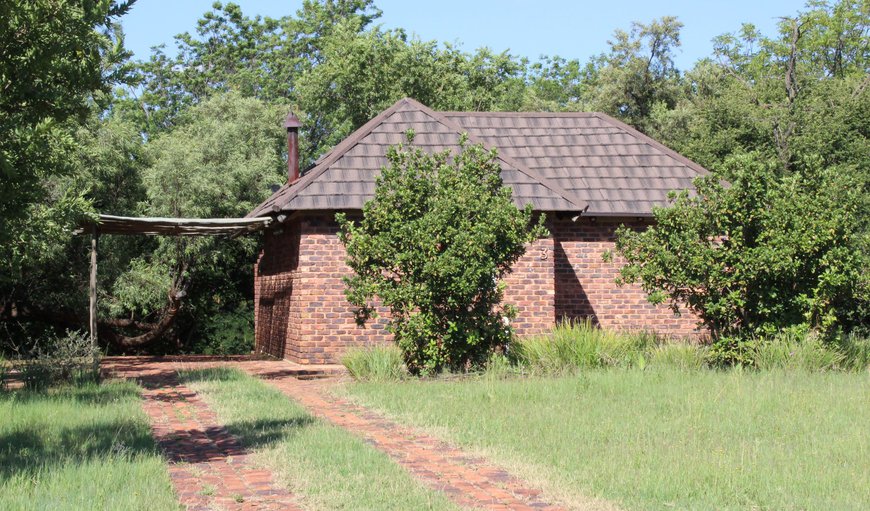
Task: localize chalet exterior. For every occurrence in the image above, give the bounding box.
[248,98,705,364]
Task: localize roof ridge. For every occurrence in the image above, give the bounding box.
[441,111,600,118]
[419,102,588,211]
[591,112,710,177]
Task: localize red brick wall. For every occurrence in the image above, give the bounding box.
[501,236,555,336]
[551,217,700,337]
[255,214,392,364]
[253,218,301,360]
[254,213,700,364]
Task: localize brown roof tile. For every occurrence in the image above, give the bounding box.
[248,98,708,218]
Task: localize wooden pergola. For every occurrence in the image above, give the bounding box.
[82,214,272,347]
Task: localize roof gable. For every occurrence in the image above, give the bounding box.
[249,98,708,218]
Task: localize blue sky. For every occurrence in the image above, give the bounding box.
[121,0,806,70]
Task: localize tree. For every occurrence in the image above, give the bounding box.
[338,135,547,374]
[121,0,380,137]
[1,93,286,352]
[0,0,134,283]
[0,111,149,352]
[295,24,529,159]
[106,92,286,350]
[651,1,869,173]
[613,154,868,338]
[584,16,684,132]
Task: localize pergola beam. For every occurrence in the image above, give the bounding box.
[88,214,273,236]
[78,213,273,345]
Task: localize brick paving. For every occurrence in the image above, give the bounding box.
[103,357,303,511]
[240,361,568,511]
[103,357,586,510]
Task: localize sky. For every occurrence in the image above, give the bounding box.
[121,0,807,70]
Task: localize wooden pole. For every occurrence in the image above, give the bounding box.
[89,226,98,348]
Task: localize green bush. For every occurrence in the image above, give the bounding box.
[342,345,406,382]
[21,330,101,389]
[752,331,843,372]
[649,343,708,371]
[708,336,758,368]
[338,135,547,375]
[614,155,868,337]
[189,302,255,355]
[510,320,658,374]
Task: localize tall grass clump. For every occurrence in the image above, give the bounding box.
[482,352,517,379]
[835,332,870,371]
[752,331,843,371]
[510,320,656,374]
[649,343,709,371]
[342,345,406,382]
[0,355,7,391]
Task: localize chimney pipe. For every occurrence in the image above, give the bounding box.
[284,112,302,184]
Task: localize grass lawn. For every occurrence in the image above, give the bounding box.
[0,381,178,511]
[346,369,870,511]
[178,367,459,511]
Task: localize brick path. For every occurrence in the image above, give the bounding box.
[241,361,568,511]
[104,357,302,511]
[103,357,601,511]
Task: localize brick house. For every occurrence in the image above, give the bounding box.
[248,98,706,364]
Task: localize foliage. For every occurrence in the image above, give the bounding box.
[188,302,255,355]
[295,25,528,153]
[653,1,870,172]
[707,336,758,368]
[123,0,381,150]
[648,343,709,371]
[509,320,658,374]
[20,330,101,390]
[0,0,132,282]
[342,345,406,382]
[99,92,285,349]
[615,154,868,337]
[480,351,519,379]
[752,330,844,371]
[338,135,546,374]
[0,355,6,391]
[834,332,870,372]
[584,16,684,132]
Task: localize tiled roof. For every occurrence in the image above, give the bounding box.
[248,98,707,218]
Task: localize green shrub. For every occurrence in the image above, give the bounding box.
[337,135,547,374]
[753,331,843,372]
[342,345,406,382]
[614,155,868,337]
[708,336,758,368]
[21,330,101,389]
[510,320,658,374]
[649,343,708,371]
[20,359,54,390]
[189,303,255,355]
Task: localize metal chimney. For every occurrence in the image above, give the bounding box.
[284,112,302,184]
